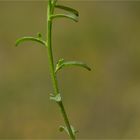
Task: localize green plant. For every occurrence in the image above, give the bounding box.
[16,0,91,139]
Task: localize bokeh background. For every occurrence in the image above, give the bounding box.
[0,1,140,139]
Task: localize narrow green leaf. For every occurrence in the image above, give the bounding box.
[15,36,47,47]
[50,13,78,22]
[50,94,62,102]
[55,4,79,16]
[55,59,91,73]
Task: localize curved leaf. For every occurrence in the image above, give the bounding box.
[50,13,78,22]
[55,4,79,16]
[55,59,91,73]
[15,36,47,47]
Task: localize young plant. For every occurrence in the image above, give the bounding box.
[16,0,91,139]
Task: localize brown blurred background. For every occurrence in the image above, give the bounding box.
[0,1,140,139]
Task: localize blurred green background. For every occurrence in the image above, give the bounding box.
[0,1,140,139]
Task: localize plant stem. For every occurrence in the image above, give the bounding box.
[58,101,75,140]
[47,0,59,96]
[46,0,75,139]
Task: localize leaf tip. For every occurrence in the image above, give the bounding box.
[15,39,20,47]
[87,66,91,71]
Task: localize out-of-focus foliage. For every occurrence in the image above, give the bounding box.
[0,1,140,139]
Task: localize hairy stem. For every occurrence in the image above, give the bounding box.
[46,0,75,139]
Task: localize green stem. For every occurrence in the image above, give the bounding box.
[46,0,75,139]
[58,101,75,140]
[47,1,59,95]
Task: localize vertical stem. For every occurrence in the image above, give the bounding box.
[47,0,59,95]
[46,0,75,139]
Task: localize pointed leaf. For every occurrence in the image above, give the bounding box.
[50,13,78,22]
[55,4,79,16]
[55,59,91,73]
[15,36,47,47]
